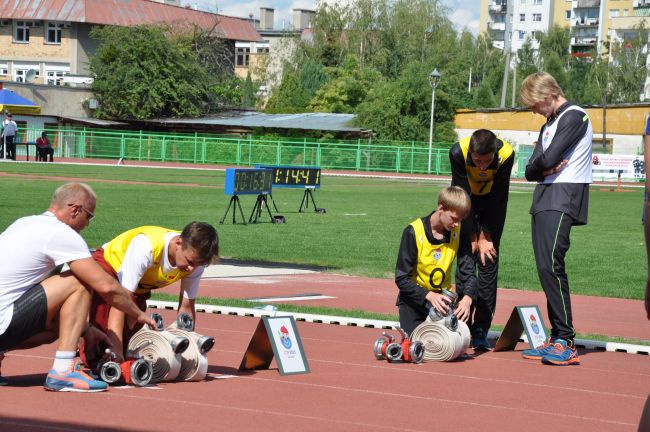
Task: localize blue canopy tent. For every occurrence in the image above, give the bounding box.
[0,88,41,115]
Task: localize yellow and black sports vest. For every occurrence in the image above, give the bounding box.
[459,137,514,196]
[409,218,460,292]
[103,226,190,294]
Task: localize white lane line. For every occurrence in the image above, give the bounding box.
[248,295,336,302]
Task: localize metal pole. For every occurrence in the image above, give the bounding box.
[428,86,435,174]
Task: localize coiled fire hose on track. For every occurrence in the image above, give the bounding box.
[165,312,215,382]
[127,313,189,383]
[409,289,471,362]
[410,317,471,362]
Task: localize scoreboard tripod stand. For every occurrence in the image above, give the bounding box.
[220,194,246,225]
[249,193,274,223]
[299,187,324,213]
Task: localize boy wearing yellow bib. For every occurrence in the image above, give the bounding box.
[449,129,515,351]
[81,222,218,366]
[394,187,476,335]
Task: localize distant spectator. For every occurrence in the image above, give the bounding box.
[36,131,54,162]
[1,114,17,161]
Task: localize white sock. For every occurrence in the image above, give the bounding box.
[52,351,76,373]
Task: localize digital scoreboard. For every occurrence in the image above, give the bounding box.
[224,168,273,195]
[257,165,321,188]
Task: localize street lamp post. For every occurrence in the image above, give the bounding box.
[427,68,441,174]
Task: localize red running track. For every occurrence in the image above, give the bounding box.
[0,309,648,432]
[159,272,650,342]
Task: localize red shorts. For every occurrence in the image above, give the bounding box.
[80,248,150,368]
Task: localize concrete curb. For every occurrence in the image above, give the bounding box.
[148,300,650,356]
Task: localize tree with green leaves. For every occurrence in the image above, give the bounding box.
[89,24,240,120]
[609,21,649,103]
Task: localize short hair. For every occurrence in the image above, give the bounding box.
[41,131,47,137]
[520,72,565,108]
[469,129,498,155]
[180,221,219,265]
[51,182,97,208]
[438,186,471,219]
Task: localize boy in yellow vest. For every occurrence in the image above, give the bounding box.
[394,186,476,335]
[449,129,514,351]
[81,222,219,366]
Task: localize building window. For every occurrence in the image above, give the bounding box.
[532,0,542,4]
[13,21,30,43]
[14,69,39,83]
[519,30,526,40]
[236,47,250,66]
[623,9,628,16]
[46,22,64,44]
[520,13,526,21]
[256,47,269,54]
[46,70,65,85]
[533,13,542,22]
[565,10,571,19]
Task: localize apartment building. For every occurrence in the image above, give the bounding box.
[0,0,261,86]
[481,0,646,56]
[234,7,314,85]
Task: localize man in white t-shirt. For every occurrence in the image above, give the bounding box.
[80,222,219,367]
[0,182,155,392]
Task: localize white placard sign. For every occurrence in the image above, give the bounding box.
[264,316,309,375]
[517,306,548,349]
[494,305,548,352]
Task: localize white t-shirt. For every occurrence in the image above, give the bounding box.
[108,232,202,299]
[0,212,91,334]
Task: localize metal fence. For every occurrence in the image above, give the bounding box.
[13,126,534,177]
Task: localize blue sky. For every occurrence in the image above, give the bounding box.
[180,1,481,35]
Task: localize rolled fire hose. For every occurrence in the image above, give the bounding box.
[165,313,214,381]
[410,317,471,362]
[127,314,189,383]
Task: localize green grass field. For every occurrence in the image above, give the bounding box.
[0,162,645,300]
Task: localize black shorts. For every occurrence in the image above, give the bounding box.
[0,284,47,351]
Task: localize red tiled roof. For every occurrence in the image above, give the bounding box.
[0,0,262,42]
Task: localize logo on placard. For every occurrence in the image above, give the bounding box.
[530,314,540,334]
[433,248,442,260]
[279,325,292,349]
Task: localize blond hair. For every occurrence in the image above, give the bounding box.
[51,182,97,208]
[438,186,471,219]
[520,72,565,108]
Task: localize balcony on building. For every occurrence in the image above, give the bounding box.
[572,0,600,9]
[489,2,507,14]
[487,21,506,31]
[570,36,598,46]
[633,0,650,8]
[574,17,599,26]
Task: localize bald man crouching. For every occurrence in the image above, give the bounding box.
[0,182,155,392]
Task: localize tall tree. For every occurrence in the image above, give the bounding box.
[89,24,239,119]
[609,22,649,103]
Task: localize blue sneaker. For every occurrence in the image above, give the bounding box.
[44,361,108,392]
[541,339,580,366]
[521,338,554,360]
[471,328,491,351]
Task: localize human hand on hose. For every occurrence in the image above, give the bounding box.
[454,296,472,322]
[477,231,496,266]
[426,291,451,315]
[137,312,158,329]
